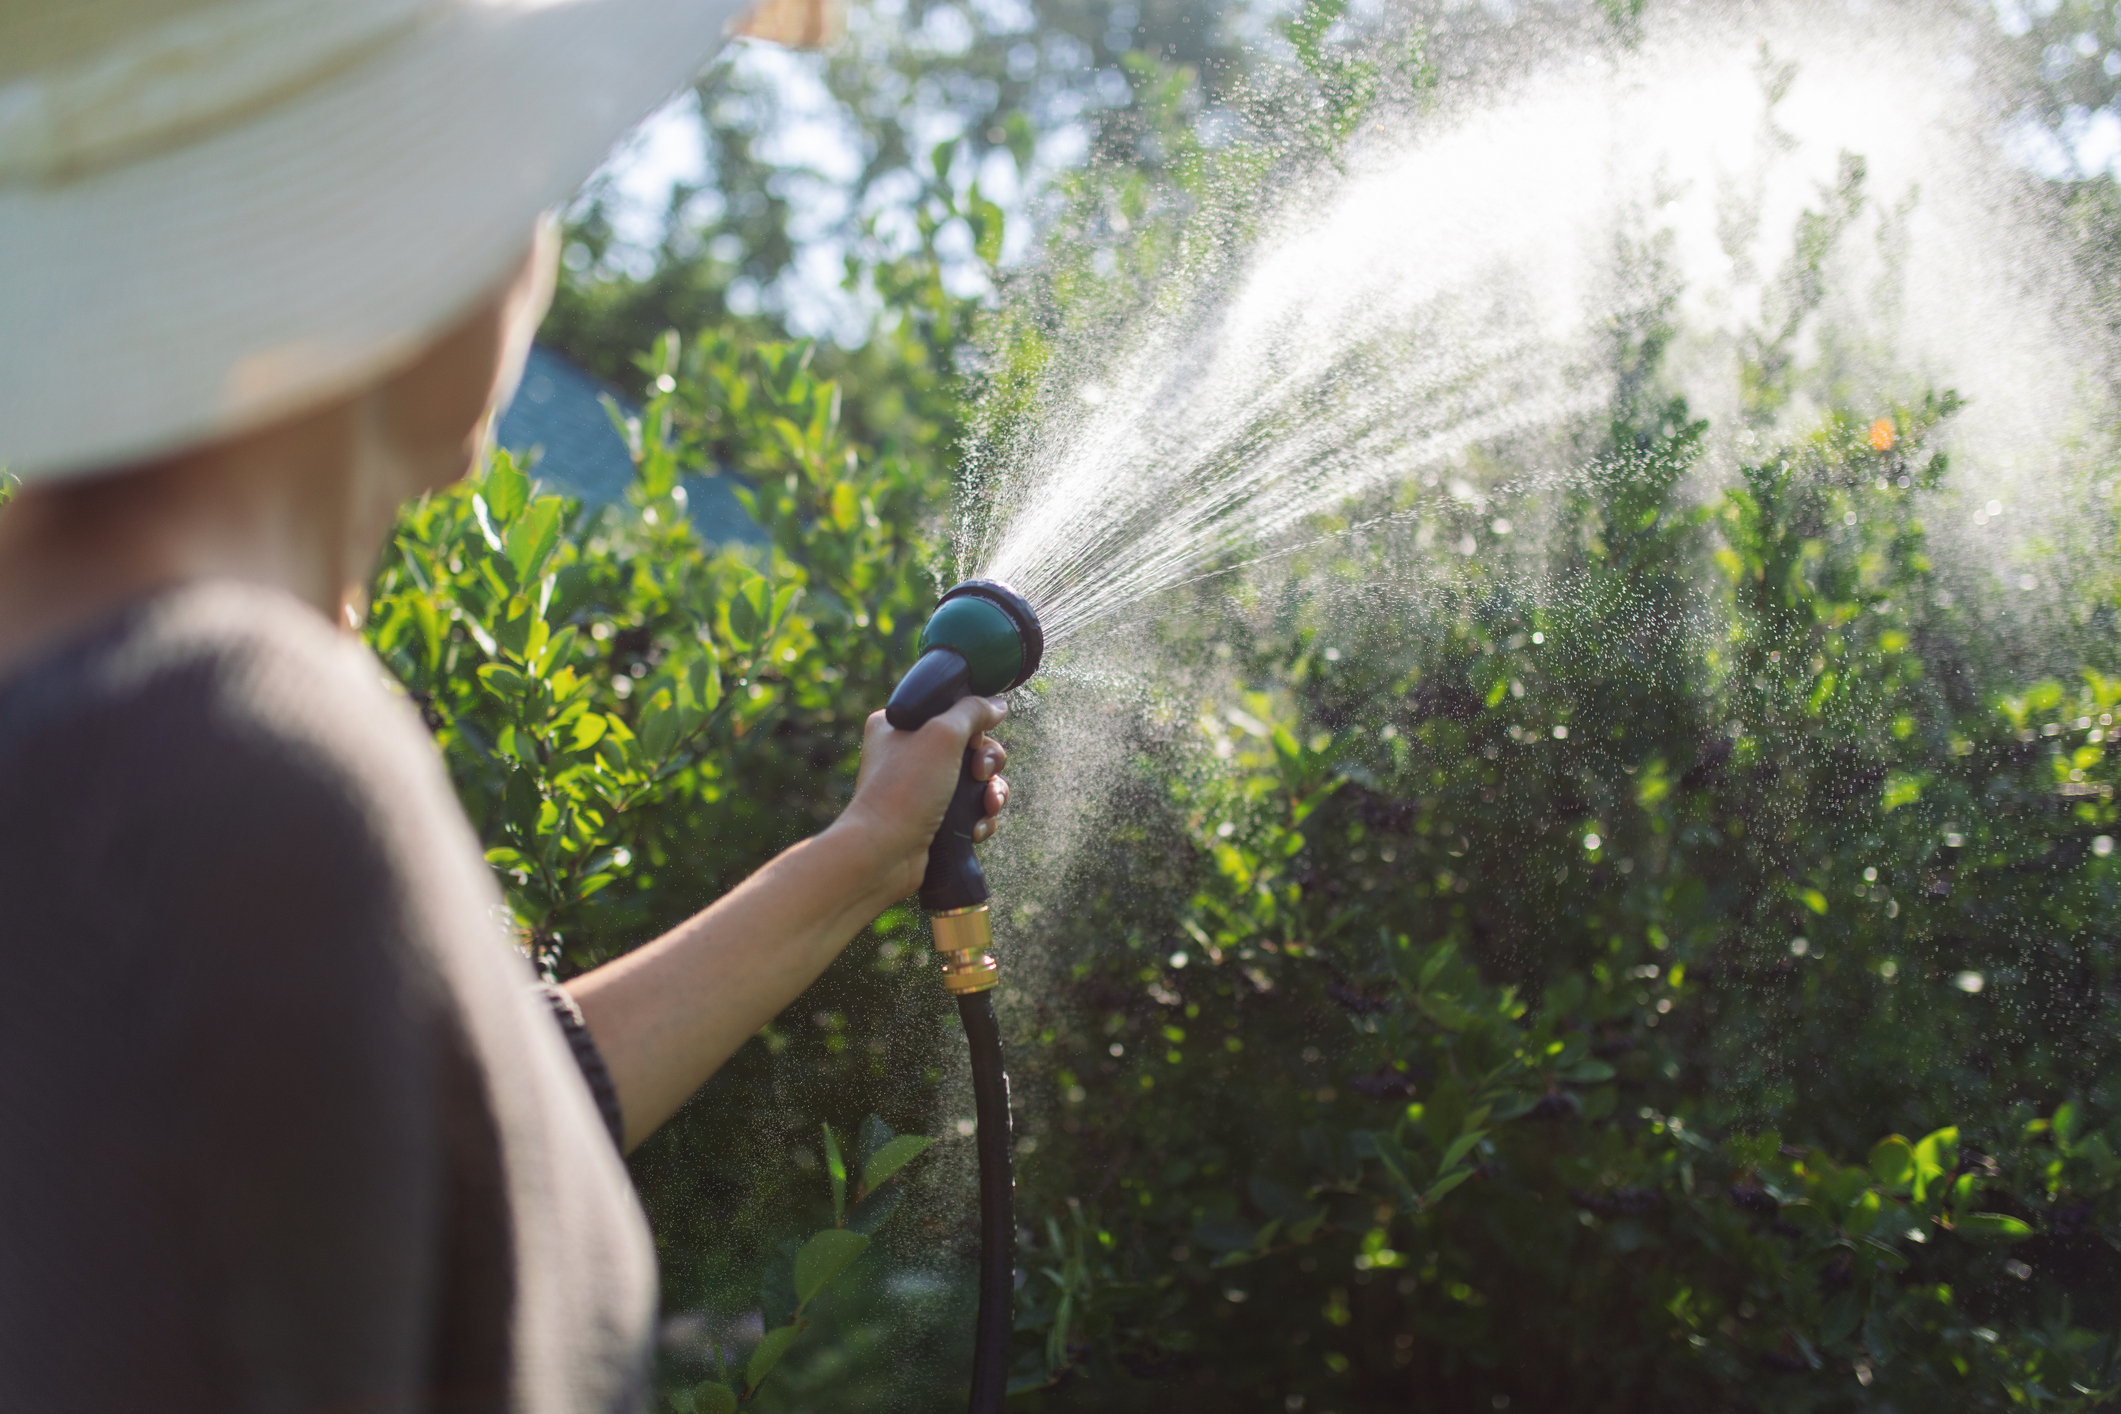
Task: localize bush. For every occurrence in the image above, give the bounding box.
[364,319,2121,1411]
[360,12,2121,1411]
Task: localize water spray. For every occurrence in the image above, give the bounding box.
[885,578,1044,1414]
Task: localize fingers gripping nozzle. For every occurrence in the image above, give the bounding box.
[884,581,1043,994]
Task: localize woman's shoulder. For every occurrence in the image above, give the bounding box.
[0,579,494,967]
[0,579,432,793]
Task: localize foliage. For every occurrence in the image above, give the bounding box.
[367,326,975,1405]
[998,388,2121,1405]
[360,4,2121,1410]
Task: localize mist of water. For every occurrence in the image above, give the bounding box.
[958,0,2113,649]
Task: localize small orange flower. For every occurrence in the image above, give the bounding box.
[1868,417,1896,452]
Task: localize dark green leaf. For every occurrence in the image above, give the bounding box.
[860,1134,934,1195]
[793,1228,869,1307]
[689,1382,737,1414]
[745,1323,803,1391]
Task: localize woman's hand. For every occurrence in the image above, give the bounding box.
[832,695,1009,901]
[568,692,1010,1149]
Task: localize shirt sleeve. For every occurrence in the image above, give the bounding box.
[535,982,627,1150]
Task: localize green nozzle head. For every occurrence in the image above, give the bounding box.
[886,580,1043,730]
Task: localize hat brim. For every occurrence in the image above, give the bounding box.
[0,0,749,481]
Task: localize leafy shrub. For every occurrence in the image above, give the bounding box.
[357,11,2121,1412]
[1000,384,2121,1410]
[364,313,2121,1411]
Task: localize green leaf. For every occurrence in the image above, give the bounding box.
[725,574,769,650]
[505,497,563,586]
[822,1122,847,1226]
[570,713,609,752]
[2053,1101,2081,1148]
[1562,1061,1616,1083]
[690,1382,737,1414]
[1869,1135,1915,1191]
[1438,1130,1486,1174]
[476,662,528,701]
[532,624,576,678]
[485,460,530,523]
[1881,772,1924,812]
[686,653,722,713]
[1857,1235,1910,1270]
[830,481,860,531]
[1422,1168,1475,1207]
[1418,944,1454,991]
[793,1228,870,1307]
[1777,1199,1831,1231]
[845,1183,903,1237]
[745,1322,803,1390]
[857,1114,896,1172]
[1913,1126,1959,1198]
[639,692,681,761]
[1954,1212,2034,1240]
[971,190,1005,267]
[861,1134,935,1195]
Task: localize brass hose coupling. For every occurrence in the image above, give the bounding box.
[932,904,998,994]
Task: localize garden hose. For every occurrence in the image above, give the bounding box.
[885,579,1044,1414]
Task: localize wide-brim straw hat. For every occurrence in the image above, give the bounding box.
[0,0,836,483]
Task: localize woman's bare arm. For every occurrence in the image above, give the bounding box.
[565,696,1008,1150]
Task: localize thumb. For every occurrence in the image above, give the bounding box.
[927,693,1007,748]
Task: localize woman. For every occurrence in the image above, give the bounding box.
[0,1,1005,1409]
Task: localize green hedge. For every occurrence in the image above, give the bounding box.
[361,315,2121,1410]
[359,19,2121,1409]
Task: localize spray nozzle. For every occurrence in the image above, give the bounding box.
[883,580,1044,994]
[885,579,1044,730]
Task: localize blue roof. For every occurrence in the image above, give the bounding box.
[496,344,761,546]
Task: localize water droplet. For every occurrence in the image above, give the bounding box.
[1324,647,1341,661]
[956,1118,978,1136]
[1987,499,2003,516]
[1863,866,1877,881]
[2095,836,2114,857]
[1552,724,1568,739]
[1791,938,1810,956]
[1169,951,1190,968]
[1582,831,1601,850]
[1109,1042,1125,1057]
[1955,971,1985,994]
[1531,632,1544,645]
[654,373,676,393]
[1492,517,1513,535]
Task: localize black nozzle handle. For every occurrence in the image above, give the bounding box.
[884,645,989,911]
[920,747,991,912]
[886,647,971,731]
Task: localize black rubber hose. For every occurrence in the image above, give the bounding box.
[958,990,1014,1414]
